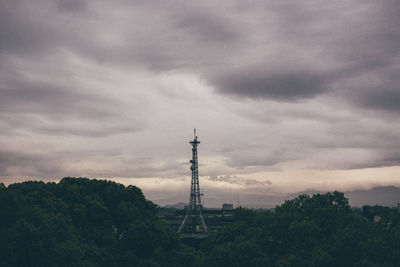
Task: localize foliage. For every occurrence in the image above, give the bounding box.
[1,179,399,266]
[0,178,198,267]
[201,192,400,266]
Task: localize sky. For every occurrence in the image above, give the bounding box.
[1,0,400,207]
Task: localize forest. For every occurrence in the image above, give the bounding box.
[1,177,399,266]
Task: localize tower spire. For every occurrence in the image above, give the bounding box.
[178,129,207,234]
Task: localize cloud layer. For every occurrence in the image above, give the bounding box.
[1,0,400,203]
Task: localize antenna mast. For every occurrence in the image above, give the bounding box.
[178,129,207,234]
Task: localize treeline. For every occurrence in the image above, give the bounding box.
[201,192,400,266]
[0,178,197,267]
[1,178,400,266]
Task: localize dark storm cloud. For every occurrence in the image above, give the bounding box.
[2,0,398,108]
[1,0,400,183]
[358,89,400,113]
[213,67,328,101]
[209,1,400,107]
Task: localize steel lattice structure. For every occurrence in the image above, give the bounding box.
[178,129,207,234]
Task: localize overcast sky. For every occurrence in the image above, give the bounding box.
[1,0,400,206]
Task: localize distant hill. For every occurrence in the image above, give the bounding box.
[290,186,400,207]
[163,202,187,209]
[161,186,400,209]
[345,186,400,207]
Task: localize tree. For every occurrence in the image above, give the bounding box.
[203,192,400,266]
[0,178,198,267]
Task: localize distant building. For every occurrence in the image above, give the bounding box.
[222,203,233,210]
[373,215,381,223]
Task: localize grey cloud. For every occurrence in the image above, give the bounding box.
[245,178,272,187]
[120,161,187,179]
[172,9,238,43]
[319,122,400,170]
[208,174,244,184]
[213,67,328,101]
[224,143,295,169]
[217,105,400,171]
[226,155,281,169]
[0,148,187,181]
[210,1,400,108]
[308,149,400,171]
[0,1,63,55]
[0,74,141,137]
[0,114,138,137]
[85,165,187,180]
[1,0,400,188]
[305,126,400,170]
[0,150,65,179]
[56,0,87,13]
[0,82,110,118]
[359,89,400,113]
[334,62,400,114]
[208,175,272,187]
[2,0,399,109]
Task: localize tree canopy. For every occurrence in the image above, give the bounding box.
[201,192,400,266]
[1,179,399,266]
[0,178,198,267]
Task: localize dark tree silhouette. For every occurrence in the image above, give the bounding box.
[201,192,400,266]
[0,178,198,267]
[1,179,399,266]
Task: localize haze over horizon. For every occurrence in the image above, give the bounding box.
[1,0,400,207]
